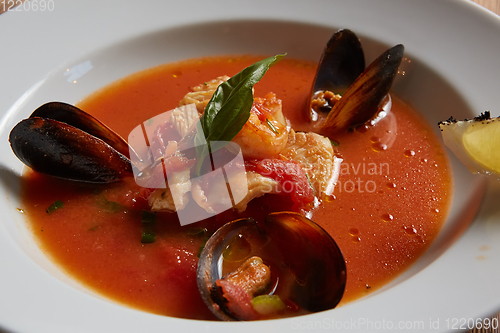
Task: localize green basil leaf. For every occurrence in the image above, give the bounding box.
[194,54,285,174]
[206,92,253,142]
[202,54,285,141]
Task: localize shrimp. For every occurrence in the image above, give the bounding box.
[180,76,288,159]
[232,92,289,159]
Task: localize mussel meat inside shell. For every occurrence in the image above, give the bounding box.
[310,29,404,132]
[197,212,346,321]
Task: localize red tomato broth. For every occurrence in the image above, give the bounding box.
[20,55,451,319]
[314,96,452,303]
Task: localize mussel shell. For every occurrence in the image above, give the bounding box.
[311,29,365,97]
[9,117,132,183]
[197,212,346,320]
[30,102,132,158]
[321,44,404,132]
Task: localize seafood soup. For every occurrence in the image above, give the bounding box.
[17,55,451,320]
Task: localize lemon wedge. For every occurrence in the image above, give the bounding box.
[439,111,500,176]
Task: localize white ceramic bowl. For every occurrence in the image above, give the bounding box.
[1,1,500,332]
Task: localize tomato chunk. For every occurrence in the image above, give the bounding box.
[246,159,315,205]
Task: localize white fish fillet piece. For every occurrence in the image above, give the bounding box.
[232,171,280,212]
[178,76,230,114]
[169,103,199,138]
[148,168,192,212]
[280,129,341,197]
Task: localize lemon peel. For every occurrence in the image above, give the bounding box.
[439,111,500,176]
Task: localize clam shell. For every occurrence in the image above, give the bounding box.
[197,212,346,320]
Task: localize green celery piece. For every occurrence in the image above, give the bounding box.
[251,295,286,315]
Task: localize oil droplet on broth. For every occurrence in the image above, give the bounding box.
[324,194,336,202]
[356,125,369,133]
[372,142,388,152]
[404,226,418,236]
[381,213,394,222]
[415,235,425,244]
[348,227,360,243]
[386,182,397,189]
[348,228,359,236]
[404,150,416,157]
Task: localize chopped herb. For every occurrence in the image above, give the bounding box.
[142,210,156,224]
[186,227,208,237]
[46,200,64,214]
[330,139,339,147]
[197,238,208,258]
[95,193,124,213]
[89,225,100,231]
[306,173,316,196]
[266,118,280,134]
[141,231,155,244]
[102,200,123,213]
[141,210,156,244]
[147,118,154,126]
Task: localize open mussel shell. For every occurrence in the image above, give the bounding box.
[321,44,404,132]
[310,29,365,102]
[197,212,346,321]
[9,102,133,183]
[30,102,132,158]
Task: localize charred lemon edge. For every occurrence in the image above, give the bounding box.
[439,111,500,175]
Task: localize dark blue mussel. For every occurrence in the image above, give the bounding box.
[9,102,133,183]
[309,29,404,132]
